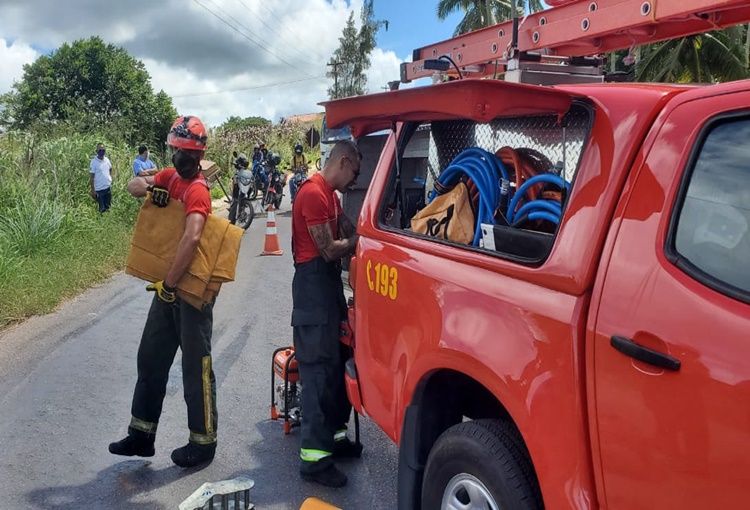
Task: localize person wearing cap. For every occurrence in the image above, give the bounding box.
[109,115,218,468]
[132,145,157,177]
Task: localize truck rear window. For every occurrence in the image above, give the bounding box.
[379,102,592,265]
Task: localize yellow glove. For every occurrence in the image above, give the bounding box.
[146,280,176,303]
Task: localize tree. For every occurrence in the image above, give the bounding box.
[218,116,272,131]
[635,27,750,83]
[0,36,176,147]
[437,0,544,36]
[327,0,388,99]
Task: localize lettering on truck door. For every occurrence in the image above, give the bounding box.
[590,86,750,509]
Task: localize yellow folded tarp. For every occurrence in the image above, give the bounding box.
[125,196,243,309]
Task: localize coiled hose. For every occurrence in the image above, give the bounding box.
[434,148,509,246]
[507,173,570,225]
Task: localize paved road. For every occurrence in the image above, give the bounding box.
[0,199,398,509]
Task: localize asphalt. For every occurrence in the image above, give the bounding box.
[0,197,398,510]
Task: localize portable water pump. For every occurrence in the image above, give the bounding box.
[270,347,301,434]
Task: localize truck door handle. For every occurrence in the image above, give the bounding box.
[610,336,681,371]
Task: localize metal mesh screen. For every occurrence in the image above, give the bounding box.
[425,104,590,183]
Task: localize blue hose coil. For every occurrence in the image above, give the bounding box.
[435,148,507,245]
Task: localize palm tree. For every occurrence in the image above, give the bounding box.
[437,0,545,36]
[636,26,750,83]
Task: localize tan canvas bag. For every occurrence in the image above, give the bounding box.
[410,182,475,245]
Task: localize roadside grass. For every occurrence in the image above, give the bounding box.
[0,214,133,326]
[0,131,138,328]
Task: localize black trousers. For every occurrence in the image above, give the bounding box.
[128,296,217,445]
[291,258,351,472]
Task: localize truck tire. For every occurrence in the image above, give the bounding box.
[421,420,542,510]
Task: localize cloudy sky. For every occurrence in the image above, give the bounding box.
[0,0,463,126]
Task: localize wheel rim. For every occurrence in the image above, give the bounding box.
[238,202,252,226]
[441,473,500,510]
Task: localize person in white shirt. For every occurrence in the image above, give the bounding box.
[90,143,113,213]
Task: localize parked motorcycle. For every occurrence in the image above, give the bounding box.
[228,155,255,229]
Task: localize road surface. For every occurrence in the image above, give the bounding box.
[0,198,398,509]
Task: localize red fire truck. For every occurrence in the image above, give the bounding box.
[323,1,750,508]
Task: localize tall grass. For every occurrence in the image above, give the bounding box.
[0,129,139,327]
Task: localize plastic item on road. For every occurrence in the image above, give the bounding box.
[260,207,284,256]
[300,497,342,509]
[178,476,254,510]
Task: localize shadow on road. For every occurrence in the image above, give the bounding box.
[26,460,189,510]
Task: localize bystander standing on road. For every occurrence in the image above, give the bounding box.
[290,140,363,488]
[89,143,113,213]
[132,145,157,177]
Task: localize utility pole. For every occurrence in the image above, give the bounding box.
[327,60,342,98]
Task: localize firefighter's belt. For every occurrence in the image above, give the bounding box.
[411,181,475,245]
[125,198,243,310]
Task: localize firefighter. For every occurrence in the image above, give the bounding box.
[109,115,218,468]
[290,140,362,487]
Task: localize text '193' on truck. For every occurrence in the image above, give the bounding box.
[322,0,750,508]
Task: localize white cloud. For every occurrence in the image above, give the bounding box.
[366,47,403,93]
[0,0,406,127]
[0,39,38,95]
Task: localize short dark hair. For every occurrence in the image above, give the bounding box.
[138,145,148,155]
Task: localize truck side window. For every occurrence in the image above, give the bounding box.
[379,103,592,265]
[672,115,750,298]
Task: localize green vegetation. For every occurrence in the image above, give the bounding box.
[0,36,177,148]
[327,0,388,99]
[218,116,272,131]
[0,132,140,326]
[436,0,543,36]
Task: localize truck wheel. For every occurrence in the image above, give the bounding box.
[421,420,542,510]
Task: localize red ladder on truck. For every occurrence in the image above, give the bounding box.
[401,0,750,82]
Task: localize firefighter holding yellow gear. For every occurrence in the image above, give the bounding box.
[109,115,219,468]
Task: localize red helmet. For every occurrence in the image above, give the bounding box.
[167,115,208,152]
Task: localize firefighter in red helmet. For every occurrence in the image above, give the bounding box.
[109,115,218,468]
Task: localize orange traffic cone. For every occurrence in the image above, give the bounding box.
[261,205,284,256]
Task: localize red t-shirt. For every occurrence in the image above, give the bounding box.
[153,167,211,218]
[292,173,341,264]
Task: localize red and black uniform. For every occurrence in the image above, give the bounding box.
[291,173,351,474]
[127,168,218,446]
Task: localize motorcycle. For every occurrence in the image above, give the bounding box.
[228,158,255,229]
[289,164,308,204]
[262,162,285,210]
[251,160,268,199]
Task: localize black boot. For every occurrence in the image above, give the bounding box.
[171,442,216,468]
[108,429,155,457]
[333,438,363,459]
[300,458,348,488]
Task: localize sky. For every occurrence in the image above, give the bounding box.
[0,0,464,127]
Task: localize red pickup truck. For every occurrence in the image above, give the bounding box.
[324,77,750,509]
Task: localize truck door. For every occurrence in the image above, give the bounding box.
[591,86,750,509]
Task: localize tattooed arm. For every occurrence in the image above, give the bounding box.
[309,221,356,262]
[337,213,357,240]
